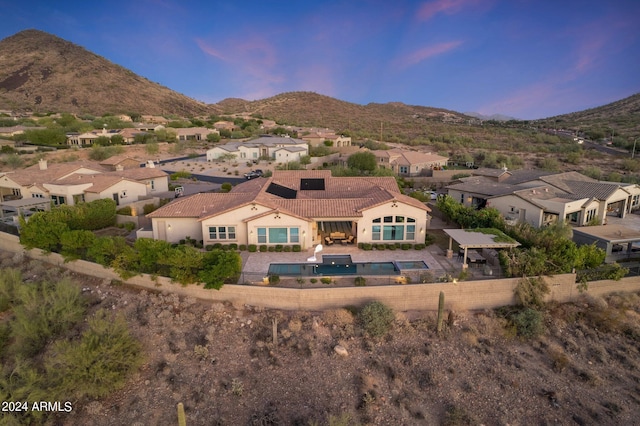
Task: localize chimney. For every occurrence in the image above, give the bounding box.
[147,160,155,168]
[38,159,47,170]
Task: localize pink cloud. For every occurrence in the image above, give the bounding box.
[395,40,463,69]
[195,39,227,61]
[416,0,485,21]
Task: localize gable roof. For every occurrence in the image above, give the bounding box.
[148,170,429,221]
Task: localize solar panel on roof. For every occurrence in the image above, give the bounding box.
[266,182,297,199]
[300,178,325,190]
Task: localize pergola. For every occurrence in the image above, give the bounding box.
[0,197,51,219]
[444,228,521,269]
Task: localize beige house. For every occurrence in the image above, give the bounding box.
[206,136,309,164]
[0,159,168,207]
[146,170,430,246]
[300,132,352,148]
[373,149,449,176]
[446,170,640,228]
[174,127,219,141]
[99,156,141,171]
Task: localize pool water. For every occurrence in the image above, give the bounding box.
[268,255,429,277]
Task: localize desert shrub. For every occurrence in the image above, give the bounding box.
[358,301,394,338]
[401,244,411,250]
[414,243,426,250]
[199,250,242,290]
[275,245,283,252]
[239,244,247,251]
[229,243,238,250]
[259,245,267,252]
[248,244,257,252]
[268,246,275,252]
[220,182,233,193]
[320,277,333,284]
[292,245,301,252]
[283,246,292,252]
[362,243,373,250]
[0,268,22,312]
[512,308,544,338]
[310,278,318,283]
[45,309,142,399]
[11,279,86,357]
[354,276,366,286]
[515,277,550,309]
[386,244,396,250]
[60,230,96,261]
[375,244,386,250]
[116,206,132,215]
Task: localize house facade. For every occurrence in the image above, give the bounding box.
[146,170,430,247]
[373,149,449,176]
[206,136,309,164]
[0,159,168,208]
[446,170,640,228]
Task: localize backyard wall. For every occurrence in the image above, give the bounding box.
[2,232,640,312]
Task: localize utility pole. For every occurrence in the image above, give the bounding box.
[380,122,383,142]
[633,137,638,159]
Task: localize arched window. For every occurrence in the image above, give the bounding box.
[371,216,416,241]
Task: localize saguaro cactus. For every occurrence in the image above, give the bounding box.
[177,402,186,426]
[437,291,445,333]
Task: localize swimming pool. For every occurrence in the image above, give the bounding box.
[267,255,429,277]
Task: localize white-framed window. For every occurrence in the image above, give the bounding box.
[208,226,236,240]
[399,166,408,174]
[51,195,66,205]
[11,188,21,197]
[371,216,416,241]
[150,180,155,190]
[585,209,597,223]
[632,195,640,207]
[256,227,300,244]
[32,193,45,198]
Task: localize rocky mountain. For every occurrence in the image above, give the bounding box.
[0,29,215,116]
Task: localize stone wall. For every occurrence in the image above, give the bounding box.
[2,232,640,311]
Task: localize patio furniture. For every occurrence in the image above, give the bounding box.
[325,237,334,245]
[346,235,355,244]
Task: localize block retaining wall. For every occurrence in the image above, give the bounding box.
[2,232,639,311]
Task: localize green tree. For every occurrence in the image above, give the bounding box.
[347,152,377,172]
[19,213,70,252]
[110,134,124,145]
[206,132,221,143]
[199,250,242,290]
[60,230,96,261]
[220,182,233,193]
[24,128,67,146]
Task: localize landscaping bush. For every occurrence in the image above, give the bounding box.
[239,244,247,251]
[229,243,238,250]
[268,246,276,252]
[283,246,292,252]
[221,245,230,251]
[275,245,283,252]
[116,206,132,215]
[320,277,333,285]
[354,276,367,286]
[376,244,386,250]
[310,278,318,283]
[248,245,257,252]
[206,245,214,251]
[268,275,280,285]
[362,243,373,251]
[414,243,426,250]
[259,245,268,252]
[386,244,397,250]
[292,245,301,252]
[358,301,394,338]
[213,243,222,249]
[142,203,156,215]
[401,244,412,250]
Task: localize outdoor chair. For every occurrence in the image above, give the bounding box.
[325,237,334,245]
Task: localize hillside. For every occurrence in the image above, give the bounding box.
[0,30,216,116]
[215,91,474,139]
[535,93,640,141]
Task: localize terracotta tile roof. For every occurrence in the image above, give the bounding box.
[110,168,168,180]
[149,170,428,220]
[99,155,141,166]
[7,161,105,186]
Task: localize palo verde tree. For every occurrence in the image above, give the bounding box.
[347,151,377,173]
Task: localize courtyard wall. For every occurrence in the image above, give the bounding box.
[2,232,639,311]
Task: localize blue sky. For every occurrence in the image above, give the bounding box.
[1,0,639,119]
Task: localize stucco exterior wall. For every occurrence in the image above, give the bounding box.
[488,195,543,227]
[200,204,272,246]
[357,201,428,244]
[152,217,202,243]
[85,180,147,205]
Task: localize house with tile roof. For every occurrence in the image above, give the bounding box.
[173,127,219,141]
[300,131,352,147]
[372,149,449,176]
[446,170,640,227]
[206,136,309,164]
[0,159,169,207]
[146,170,430,247]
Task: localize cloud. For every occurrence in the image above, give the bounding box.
[395,40,463,69]
[416,0,484,21]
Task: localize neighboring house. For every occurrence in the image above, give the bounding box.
[117,128,149,144]
[0,159,168,207]
[446,170,640,228]
[213,121,238,132]
[372,149,449,176]
[141,115,169,125]
[66,128,120,146]
[300,132,352,148]
[206,136,309,163]
[99,156,141,171]
[173,127,219,141]
[146,170,430,246]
